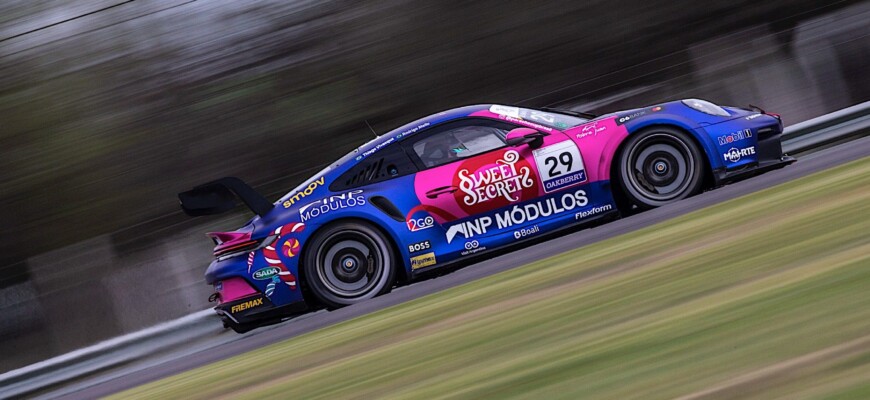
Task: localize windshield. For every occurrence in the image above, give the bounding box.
[488,105,588,130]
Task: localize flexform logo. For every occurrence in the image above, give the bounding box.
[723,146,756,163]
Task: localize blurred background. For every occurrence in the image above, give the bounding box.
[0,0,867,373]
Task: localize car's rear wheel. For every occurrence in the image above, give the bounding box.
[303,221,395,308]
[618,126,705,209]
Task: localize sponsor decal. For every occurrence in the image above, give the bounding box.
[574,121,607,140]
[528,110,557,124]
[299,190,366,222]
[458,150,534,205]
[230,297,264,314]
[410,252,437,270]
[408,240,432,253]
[490,105,521,119]
[395,122,431,139]
[574,204,613,220]
[261,222,305,297]
[215,281,223,291]
[252,267,280,280]
[283,177,325,208]
[446,189,589,243]
[615,106,661,125]
[461,240,486,256]
[532,141,587,193]
[246,252,255,273]
[407,215,435,232]
[513,225,539,239]
[617,110,646,125]
[723,146,756,163]
[718,129,752,145]
[745,113,763,120]
[362,137,396,158]
[489,106,564,131]
[500,115,554,132]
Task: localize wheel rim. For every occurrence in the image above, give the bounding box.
[315,230,385,298]
[625,133,696,202]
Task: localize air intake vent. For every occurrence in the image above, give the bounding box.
[344,158,385,187]
[757,125,780,138]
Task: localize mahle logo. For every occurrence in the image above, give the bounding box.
[253,267,280,280]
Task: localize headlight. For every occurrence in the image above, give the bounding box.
[682,99,730,117]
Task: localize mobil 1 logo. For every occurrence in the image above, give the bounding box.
[533,141,587,193]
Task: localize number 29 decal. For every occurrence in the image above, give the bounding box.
[532,141,587,193]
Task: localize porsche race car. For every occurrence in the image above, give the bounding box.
[179,99,794,332]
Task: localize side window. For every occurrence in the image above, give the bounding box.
[330,145,417,191]
[408,120,514,169]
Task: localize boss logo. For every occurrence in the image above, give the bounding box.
[408,240,431,253]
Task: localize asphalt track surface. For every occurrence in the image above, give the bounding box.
[59,136,870,399]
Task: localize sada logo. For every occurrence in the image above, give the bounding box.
[252,267,280,280]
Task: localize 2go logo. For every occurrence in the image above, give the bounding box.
[407,216,435,232]
[408,240,432,253]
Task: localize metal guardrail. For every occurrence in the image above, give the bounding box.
[782,100,870,153]
[1,101,869,400]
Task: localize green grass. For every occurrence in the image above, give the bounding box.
[114,157,870,400]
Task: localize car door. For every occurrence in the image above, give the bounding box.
[404,118,588,248]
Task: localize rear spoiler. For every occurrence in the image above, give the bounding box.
[178,177,273,217]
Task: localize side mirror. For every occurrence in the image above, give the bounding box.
[505,127,545,149]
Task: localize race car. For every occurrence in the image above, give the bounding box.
[179,99,794,332]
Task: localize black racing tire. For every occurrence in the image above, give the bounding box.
[617,126,705,210]
[302,221,396,309]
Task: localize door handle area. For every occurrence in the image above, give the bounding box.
[425,186,458,199]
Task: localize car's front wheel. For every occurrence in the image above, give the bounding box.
[617,126,705,210]
[303,221,395,308]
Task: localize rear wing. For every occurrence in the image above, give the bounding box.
[178,177,273,217]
